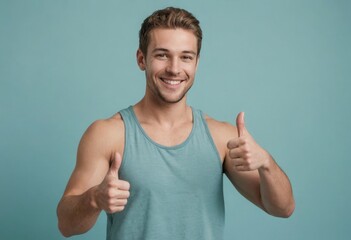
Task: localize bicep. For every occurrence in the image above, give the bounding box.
[63,122,113,196]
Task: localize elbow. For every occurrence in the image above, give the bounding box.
[263,198,295,218]
[271,200,295,218]
[57,205,73,238]
[58,219,74,238]
[276,206,294,218]
[57,208,90,238]
[282,197,296,218]
[281,201,295,218]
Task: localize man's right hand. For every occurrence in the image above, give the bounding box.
[93,152,130,213]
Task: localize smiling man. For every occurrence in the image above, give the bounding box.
[57,7,295,240]
[139,28,198,104]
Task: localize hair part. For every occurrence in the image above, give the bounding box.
[139,7,202,56]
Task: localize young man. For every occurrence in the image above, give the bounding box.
[57,7,295,239]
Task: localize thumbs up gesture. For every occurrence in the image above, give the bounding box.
[94,152,130,213]
[227,112,270,171]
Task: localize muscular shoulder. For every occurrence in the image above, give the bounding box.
[205,115,238,140]
[63,113,125,196]
[79,113,125,161]
[86,113,124,137]
[204,115,238,160]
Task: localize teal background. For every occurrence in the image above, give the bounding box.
[1,0,350,239]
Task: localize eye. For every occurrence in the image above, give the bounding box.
[155,53,168,60]
[181,55,194,62]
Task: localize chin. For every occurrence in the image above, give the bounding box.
[158,94,186,104]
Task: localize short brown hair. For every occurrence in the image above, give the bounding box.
[139,7,202,56]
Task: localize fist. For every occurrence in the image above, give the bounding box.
[94,152,130,213]
[226,112,270,171]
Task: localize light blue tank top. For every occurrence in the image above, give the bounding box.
[106,106,224,240]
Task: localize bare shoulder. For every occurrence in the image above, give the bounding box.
[87,112,124,135]
[204,114,238,160]
[80,113,125,157]
[63,113,125,196]
[205,114,238,140]
[84,113,124,141]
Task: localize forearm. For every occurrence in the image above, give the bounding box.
[57,186,101,237]
[258,156,295,217]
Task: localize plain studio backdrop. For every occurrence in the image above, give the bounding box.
[1,0,350,239]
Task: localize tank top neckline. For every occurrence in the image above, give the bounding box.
[128,105,197,150]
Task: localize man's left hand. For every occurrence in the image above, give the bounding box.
[226,112,271,171]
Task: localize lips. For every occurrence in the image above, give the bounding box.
[160,78,184,86]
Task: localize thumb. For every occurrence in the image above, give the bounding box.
[108,152,122,179]
[236,112,245,137]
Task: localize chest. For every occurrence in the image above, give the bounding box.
[141,122,193,147]
[120,139,222,196]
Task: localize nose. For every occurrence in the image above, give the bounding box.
[166,58,180,75]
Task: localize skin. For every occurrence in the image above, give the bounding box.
[57,28,295,237]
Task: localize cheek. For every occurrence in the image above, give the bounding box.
[148,61,166,75]
[185,66,197,77]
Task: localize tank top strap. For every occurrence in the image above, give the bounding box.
[118,106,134,127]
[191,108,222,169]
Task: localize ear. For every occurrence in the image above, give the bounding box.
[136,49,146,71]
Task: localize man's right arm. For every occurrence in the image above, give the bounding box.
[57,117,129,237]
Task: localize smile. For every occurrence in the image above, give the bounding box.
[160,78,183,85]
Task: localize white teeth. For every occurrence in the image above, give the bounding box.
[163,79,181,85]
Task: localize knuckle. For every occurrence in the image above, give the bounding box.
[229,150,235,158]
[106,206,114,213]
[227,140,233,149]
[246,159,256,170]
[107,189,115,198]
[107,181,115,188]
[126,191,130,198]
[107,198,115,205]
[243,151,251,159]
[242,145,249,153]
[117,180,129,190]
[117,206,125,212]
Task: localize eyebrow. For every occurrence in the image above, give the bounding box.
[152,48,197,56]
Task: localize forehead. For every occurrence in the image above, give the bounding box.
[147,28,198,54]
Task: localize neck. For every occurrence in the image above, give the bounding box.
[134,96,191,127]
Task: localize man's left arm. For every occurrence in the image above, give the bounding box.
[224,112,295,218]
